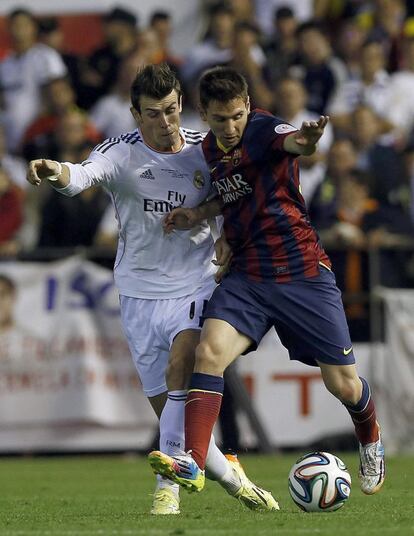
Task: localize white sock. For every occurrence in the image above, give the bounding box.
[157,389,187,495]
[155,474,179,497]
[205,435,241,495]
[159,390,187,455]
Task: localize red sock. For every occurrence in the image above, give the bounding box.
[345,378,379,445]
[185,390,223,469]
[348,397,379,445]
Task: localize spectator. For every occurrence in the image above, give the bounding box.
[38,184,109,249]
[22,79,100,161]
[0,166,23,257]
[38,137,110,249]
[274,77,333,204]
[356,0,407,72]
[148,11,181,70]
[52,109,101,163]
[227,0,257,24]
[0,124,26,190]
[38,16,83,95]
[255,0,314,36]
[90,50,146,138]
[388,36,414,146]
[229,21,272,109]
[0,9,67,153]
[81,7,139,108]
[290,21,347,114]
[350,105,404,205]
[264,6,300,86]
[180,3,235,86]
[329,39,395,136]
[335,18,367,79]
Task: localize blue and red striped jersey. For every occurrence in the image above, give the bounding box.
[202,109,331,282]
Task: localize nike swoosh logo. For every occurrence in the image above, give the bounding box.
[343,347,353,355]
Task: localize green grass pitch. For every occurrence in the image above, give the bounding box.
[0,453,412,536]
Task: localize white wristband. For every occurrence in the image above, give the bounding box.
[47,161,63,181]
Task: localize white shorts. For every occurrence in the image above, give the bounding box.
[119,278,216,397]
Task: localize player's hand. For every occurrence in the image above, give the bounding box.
[27,159,60,186]
[294,116,329,147]
[163,207,201,233]
[213,235,233,283]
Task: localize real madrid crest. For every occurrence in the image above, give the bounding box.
[193,170,205,189]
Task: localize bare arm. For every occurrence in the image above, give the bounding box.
[163,197,224,233]
[283,116,330,156]
[213,231,233,283]
[27,159,70,188]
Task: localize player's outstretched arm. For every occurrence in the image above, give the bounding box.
[27,159,70,188]
[283,116,330,156]
[163,198,223,234]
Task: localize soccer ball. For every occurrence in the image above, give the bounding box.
[288,451,351,512]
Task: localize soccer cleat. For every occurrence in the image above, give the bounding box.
[150,487,180,515]
[148,450,205,493]
[359,428,386,495]
[225,454,280,512]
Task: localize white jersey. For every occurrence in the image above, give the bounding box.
[60,127,214,299]
[0,43,67,151]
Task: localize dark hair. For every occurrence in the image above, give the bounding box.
[296,20,326,38]
[361,38,384,50]
[104,7,137,27]
[235,21,260,37]
[275,6,294,20]
[198,66,248,110]
[130,63,181,112]
[208,2,233,17]
[9,8,38,25]
[150,11,170,25]
[38,16,59,35]
[0,274,16,294]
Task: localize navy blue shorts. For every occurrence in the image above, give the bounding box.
[203,267,355,367]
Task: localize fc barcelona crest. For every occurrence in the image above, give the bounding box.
[193,170,205,189]
[232,148,242,166]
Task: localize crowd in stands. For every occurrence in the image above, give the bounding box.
[1,1,414,339]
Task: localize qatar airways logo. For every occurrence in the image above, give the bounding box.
[214,173,252,204]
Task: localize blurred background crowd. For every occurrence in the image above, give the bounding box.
[1,0,414,342]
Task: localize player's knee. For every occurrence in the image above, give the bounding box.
[166,353,194,390]
[194,340,225,375]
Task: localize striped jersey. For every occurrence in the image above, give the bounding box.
[202,109,331,282]
[59,127,215,298]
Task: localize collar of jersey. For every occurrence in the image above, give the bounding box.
[216,137,233,154]
[141,131,185,154]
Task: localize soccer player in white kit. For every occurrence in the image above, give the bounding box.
[27,64,279,515]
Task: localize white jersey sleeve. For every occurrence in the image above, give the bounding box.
[56,137,131,196]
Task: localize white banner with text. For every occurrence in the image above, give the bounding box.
[0,258,384,451]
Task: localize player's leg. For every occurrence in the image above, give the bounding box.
[119,295,180,514]
[185,318,251,470]
[317,361,385,494]
[156,289,278,510]
[270,266,385,495]
[149,318,250,491]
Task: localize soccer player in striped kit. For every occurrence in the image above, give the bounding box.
[26,64,279,515]
[150,66,385,498]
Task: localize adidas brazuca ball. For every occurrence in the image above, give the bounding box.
[288,451,351,512]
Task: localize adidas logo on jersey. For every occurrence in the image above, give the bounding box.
[139,169,155,180]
